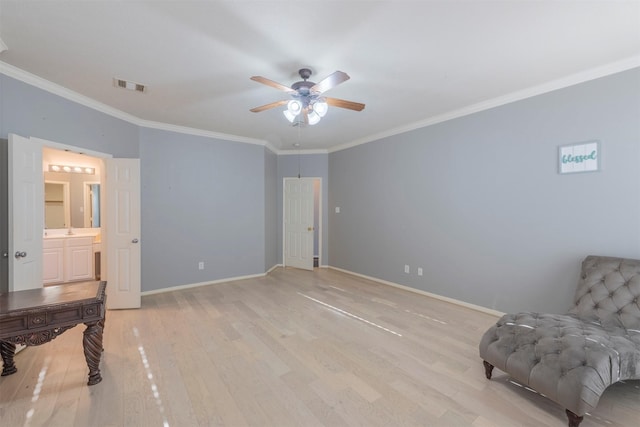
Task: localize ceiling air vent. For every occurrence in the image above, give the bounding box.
[113,78,146,93]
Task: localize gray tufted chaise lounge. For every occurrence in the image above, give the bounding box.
[479,255,640,427]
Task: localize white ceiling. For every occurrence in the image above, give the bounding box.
[1,1,639,152]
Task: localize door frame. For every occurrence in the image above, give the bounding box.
[83,180,101,228]
[282,176,322,268]
[0,139,8,293]
[32,137,111,288]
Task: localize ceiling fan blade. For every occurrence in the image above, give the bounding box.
[250,99,288,113]
[310,71,350,94]
[325,97,365,111]
[250,76,295,93]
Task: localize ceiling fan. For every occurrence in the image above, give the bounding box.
[250,68,365,126]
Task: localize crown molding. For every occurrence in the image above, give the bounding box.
[276,148,328,155]
[0,60,275,151]
[0,60,144,124]
[136,118,266,146]
[328,55,640,153]
[263,141,280,154]
[3,55,638,156]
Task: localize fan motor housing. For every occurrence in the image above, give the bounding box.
[291,68,315,95]
[291,80,315,95]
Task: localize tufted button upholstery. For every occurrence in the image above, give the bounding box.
[479,255,640,418]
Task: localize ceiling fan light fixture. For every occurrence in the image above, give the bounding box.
[250,68,364,128]
[313,99,328,117]
[283,110,297,122]
[287,99,302,115]
[307,111,321,125]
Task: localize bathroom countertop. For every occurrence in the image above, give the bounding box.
[44,232,100,239]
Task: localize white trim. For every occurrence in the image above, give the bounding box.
[328,55,640,153]
[146,264,505,316]
[266,264,282,274]
[0,60,275,151]
[317,178,323,267]
[137,119,267,147]
[141,272,269,296]
[0,61,141,124]
[83,180,101,228]
[263,141,279,154]
[328,265,504,318]
[3,56,638,155]
[277,148,328,155]
[32,137,113,159]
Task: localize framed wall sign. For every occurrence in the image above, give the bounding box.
[558,141,600,174]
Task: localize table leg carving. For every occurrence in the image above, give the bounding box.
[0,341,17,376]
[83,319,104,385]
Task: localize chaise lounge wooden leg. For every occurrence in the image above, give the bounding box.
[566,409,583,427]
[483,360,494,379]
[482,361,583,427]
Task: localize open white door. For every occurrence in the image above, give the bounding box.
[284,178,314,271]
[8,134,43,291]
[105,158,141,309]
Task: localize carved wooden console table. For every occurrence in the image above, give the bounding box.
[0,281,106,385]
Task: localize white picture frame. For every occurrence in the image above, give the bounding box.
[558,141,600,174]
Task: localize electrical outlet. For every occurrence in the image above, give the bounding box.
[404,265,410,274]
[417,267,423,276]
[198,261,204,270]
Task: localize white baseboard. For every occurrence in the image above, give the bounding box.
[266,264,282,273]
[328,266,504,318]
[140,265,503,318]
[141,271,269,296]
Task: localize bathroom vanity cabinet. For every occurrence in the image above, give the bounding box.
[43,236,95,285]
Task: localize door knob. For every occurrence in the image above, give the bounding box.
[307,227,313,231]
[14,251,27,259]
[131,238,139,244]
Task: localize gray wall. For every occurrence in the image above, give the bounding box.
[0,75,139,157]
[139,128,266,291]
[264,147,278,270]
[3,67,639,312]
[1,73,276,293]
[329,68,640,314]
[277,153,329,265]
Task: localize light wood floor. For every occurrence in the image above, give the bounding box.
[1,268,638,426]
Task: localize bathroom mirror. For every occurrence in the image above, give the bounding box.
[44,181,70,228]
[44,173,101,229]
